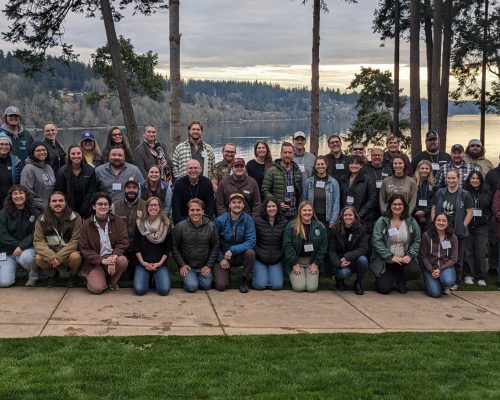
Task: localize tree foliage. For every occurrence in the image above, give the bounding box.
[90,36,165,104]
[348,67,410,149]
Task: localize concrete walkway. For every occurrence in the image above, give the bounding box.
[1,288,500,337]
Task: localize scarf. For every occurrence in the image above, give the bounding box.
[137,215,169,244]
[146,140,170,180]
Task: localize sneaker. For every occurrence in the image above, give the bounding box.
[108,283,119,291]
[239,279,249,293]
[450,284,459,291]
[25,279,38,287]
[443,287,451,295]
[477,279,487,287]
[463,276,474,285]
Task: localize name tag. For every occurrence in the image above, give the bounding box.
[112,183,122,191]
[348,234,353,242]
[335,163,345,170]
[441,240,452,250]
[201,151,205,158]
[418,199,428,207]
[315,181,325,188]
[346,196,355,205]
[388,228,398,237]
[298,165,305,172]
[286,185,294,193]
[432,163,440,171]
[243,190,250,195]
[0,252,6,261]
[304,243,314,252]
[376,180,383,189]
[473,209,483,217]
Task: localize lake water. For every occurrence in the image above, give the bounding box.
[42,114,500,164]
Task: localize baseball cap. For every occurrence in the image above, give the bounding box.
[468,139,482,146]
[4,106,20,116]
[124,177,139,187]
[451,144,464,153]
[426,130,439,140]
[81,131,96,141]
[293,131,306,140]
[229,193,245,202]
[232,157,246,166]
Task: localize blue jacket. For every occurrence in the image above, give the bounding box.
[303,175,340,224]
[215,212,256,261]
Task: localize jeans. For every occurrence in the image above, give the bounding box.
[0,248,38,287]
[133,265,170,296]
[252,260,283,290]
[336,256,369,282]
[183,268,213,292]
[422,268,456,298]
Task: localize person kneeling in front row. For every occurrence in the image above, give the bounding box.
[79,193,129,294]
[172,198,218,293]
[283,201,327,292]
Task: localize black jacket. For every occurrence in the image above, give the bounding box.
[339,173,377,222]
[55,163,98,218]
[254,215,288,265]
[171,175,215,225]
[44,138,66,176]
[328,223,369,276]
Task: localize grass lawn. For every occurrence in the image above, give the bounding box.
[1,333,500,399]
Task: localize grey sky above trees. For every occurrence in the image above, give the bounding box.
[0,0,416,90]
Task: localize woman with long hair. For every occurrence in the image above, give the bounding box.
[379,155,417,215]
[134,196,173,296]
[329,206,369,295]
[138,164,173,217]
[246,140,273,196]
[102,126,134,163]
[283,200,327,292]
[0,185,39,287]
[303,155,340,228]
[80,131,104,168]
[55,145,97,219]
[462,170,492,286]
[371,194,422,294]
[419,213,458,297]
[413,159,436,232]
[252,197,288,290]
[20,142,56,213]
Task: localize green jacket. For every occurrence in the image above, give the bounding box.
[282,219,327,271]
[261,159,303,203]
[370,216,421,277]
[0,208,39,254]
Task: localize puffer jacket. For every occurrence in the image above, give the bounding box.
[215,212,256,261]
[339,173,377,223]
[172,216,219,269]
[261,159,303,203]
[254,215,288,265]
[328,222,369,276]
[370,216,421,277]
[282,219,327,271]
[303,175,340,225]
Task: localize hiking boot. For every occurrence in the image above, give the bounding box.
[463,276,474,285]
[353,280,364,295]
[46,270,59,287]
[67,274,81,288]
[25,279,38,287]
[239,278,249,294]
[108,282,119,291]
[335,277,346,290]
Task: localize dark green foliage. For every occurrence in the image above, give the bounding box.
[90,36,166,103]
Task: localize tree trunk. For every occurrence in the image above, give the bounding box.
[438,0,453,148]
[410,0,422,157]
[99,0,139,150]
[309,0,321,156]
[424,0,433,123]
[393,0,400,135]
[480,0,489,145]
[431,0,443,150]
[169,0,182,156]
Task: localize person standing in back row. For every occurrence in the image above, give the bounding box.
[410,130,450,178]
[292,131,316,190]
[324,134,349,182]
[0,106,33,165]
[42,122,66,176]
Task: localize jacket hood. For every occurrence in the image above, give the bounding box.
[1,123,25,136]
[28,141,49,162]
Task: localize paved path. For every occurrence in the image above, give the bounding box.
[1,288,500,337]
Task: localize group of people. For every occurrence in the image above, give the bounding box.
[1,104,499,299]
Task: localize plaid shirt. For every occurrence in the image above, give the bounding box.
[284,168,297,217]
[172,139,215,179]
[436,161,480,188]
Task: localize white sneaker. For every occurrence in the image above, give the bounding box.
[477,279,486,287]
[450,284,459,291]
[443,287,451,295]
[464,276,474,285]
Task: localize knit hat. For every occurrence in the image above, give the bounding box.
[0,132,12,147]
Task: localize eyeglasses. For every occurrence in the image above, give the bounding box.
[148,204,160,208]
[353,147,364,151]
[34,149,47,153]
[329,141,341,145]
[95,202,109,207]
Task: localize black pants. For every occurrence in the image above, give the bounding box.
[376,259,421,294]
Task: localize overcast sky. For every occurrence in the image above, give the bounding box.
[1,0,429,93]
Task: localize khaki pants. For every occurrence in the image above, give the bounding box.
[35,252,82,277]
[289,256,318,292]
[81,256,128,295]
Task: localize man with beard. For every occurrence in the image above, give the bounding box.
[465,139,494,178]
[0,106,34,164]
[436,144,478,188]
[216,158,261,217]
[383,135,413,176]
[33,192,82,287]
[95,146,144,202]
[133,124,173,183]
[324,134,349,182]
[210,143,237,191]
[292,131,316,189]
[172,159,215,225]
[410,130,451,177]
[262,142,303,220]
[172,120,215,178]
